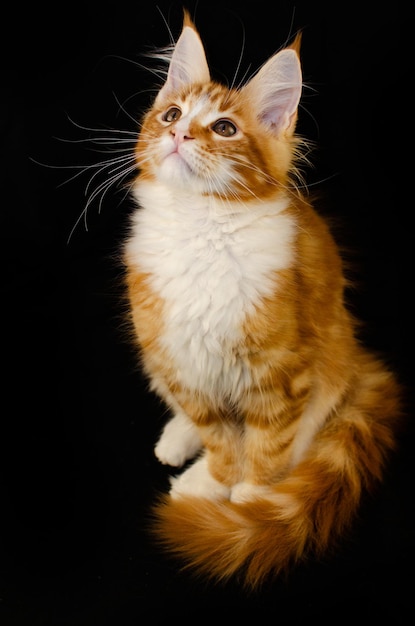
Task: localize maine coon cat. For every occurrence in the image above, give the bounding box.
[123,10,403,589]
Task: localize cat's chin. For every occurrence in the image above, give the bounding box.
[161,152,190,175]
[158,155,205,192]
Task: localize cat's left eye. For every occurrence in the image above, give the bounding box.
[212,119,237,137]
[162,107,182,123]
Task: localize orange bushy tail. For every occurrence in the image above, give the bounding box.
[151,384,402,590]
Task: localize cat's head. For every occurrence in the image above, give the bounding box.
[136,10,303,201]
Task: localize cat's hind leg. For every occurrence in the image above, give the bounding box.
[155,410,203,467]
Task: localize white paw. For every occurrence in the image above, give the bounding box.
[230,481,271,503]
[169,456,231,501]
[155,412,203,467]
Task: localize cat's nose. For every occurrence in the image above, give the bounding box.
[171,128,194,145]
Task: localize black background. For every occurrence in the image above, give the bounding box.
[1,1,413,623]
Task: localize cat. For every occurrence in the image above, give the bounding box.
[123,9,403,589]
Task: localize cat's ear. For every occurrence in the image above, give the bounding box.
[243,34,303,136]
[156,12,210,103]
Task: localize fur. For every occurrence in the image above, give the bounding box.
[123,10,403,589]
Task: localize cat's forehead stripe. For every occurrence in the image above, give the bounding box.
[180,94,209,121]
[178,83,238,125]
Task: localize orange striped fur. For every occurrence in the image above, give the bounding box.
[123,10,403,589]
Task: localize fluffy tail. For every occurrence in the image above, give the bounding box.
[150,373,403,589]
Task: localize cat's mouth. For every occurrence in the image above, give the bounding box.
[164,148,195,176]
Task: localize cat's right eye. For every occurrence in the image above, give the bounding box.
[212,119,237,137]
[162,107,182,123]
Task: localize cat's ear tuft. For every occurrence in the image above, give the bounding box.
[244,41,303,136]
[156,13,210,103]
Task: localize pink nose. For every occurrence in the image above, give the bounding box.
[171,128,193,145]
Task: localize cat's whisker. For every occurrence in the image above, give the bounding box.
[65,114,138,138]
[55,161,123,189]
[52,152,135,191]
[84,164,135,213]
[112,49,173,85]
[67,159,137,244]
[208,149,283,192]
[56,136,137,145]
[228,21,246,93]
[155,4,176,47]
[226,173,264,202]
[83,154,136,194]
[66,148,136,242]
[67,207,90,244]
[210,178,242,208]
[83,167,134,211]
[111,90,147,129]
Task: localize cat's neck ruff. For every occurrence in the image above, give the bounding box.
[128,180,297,278]
[126,179,297,398]
[131,179,294,226]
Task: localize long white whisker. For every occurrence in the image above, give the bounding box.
[84,163,135,211]
[55,136,137,145]
[83,155,136,198]
[65,114,138,136]
[229,23,246,92]
[53,153,135,188]
[66,160,137,244]
[111,90,143,127]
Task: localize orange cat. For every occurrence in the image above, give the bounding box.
[123,10,403,589]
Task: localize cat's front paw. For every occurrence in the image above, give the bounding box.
[155,412,203,467]
[169,456,231,501]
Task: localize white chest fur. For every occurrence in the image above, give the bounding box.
[126,182,296,399]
